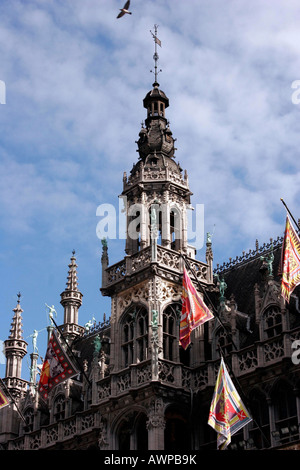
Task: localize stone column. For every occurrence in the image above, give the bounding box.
[146,398,165,450]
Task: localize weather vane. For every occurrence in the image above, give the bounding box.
[150,25,162,85]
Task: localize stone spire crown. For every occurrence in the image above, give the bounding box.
[4,294,28,381]
[60,252,83,336]
[66,250,79,291]
[9,295,24,340]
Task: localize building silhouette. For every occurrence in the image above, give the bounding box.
[1,43,300,451]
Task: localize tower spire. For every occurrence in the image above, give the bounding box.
[150,24,162,86]
[60,251,83,341]
[4,294,27,381]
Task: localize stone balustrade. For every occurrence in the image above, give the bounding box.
[103,245,209,288]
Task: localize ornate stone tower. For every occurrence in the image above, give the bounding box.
[0,295,28,442]
[100,28,214,450]
[60,251,84,342]
[4,294,28,392]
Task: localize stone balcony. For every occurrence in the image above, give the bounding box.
[102,245,211,293]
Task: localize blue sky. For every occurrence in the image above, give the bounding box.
[1,0,300,381]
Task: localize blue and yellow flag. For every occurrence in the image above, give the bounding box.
[208,357,252,450]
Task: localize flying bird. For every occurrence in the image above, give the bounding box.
[117,0,132,18]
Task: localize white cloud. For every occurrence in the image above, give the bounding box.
[1,1,300,371]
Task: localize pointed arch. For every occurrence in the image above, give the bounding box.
[111,406,148,450]
[120,304,149,368]
[262,305,282,339]
[162,302,180,362]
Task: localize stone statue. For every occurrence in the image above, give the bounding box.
[206,232,212,244]
[260,243,274,276]
[84,316,96,332]
[206,225,215,244]
[93,335,102,358]
[45,303,57,325]
[214,274,227,300]
[151,310,159,346]
[151,309,158,328]
[219,277,227,297]
[30,329,39,354]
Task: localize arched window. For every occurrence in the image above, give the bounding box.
[263,307,282,339]
[53,394,66,422]
[170,206,181,251]
[136,309,148,363]
[122,312,134,368]
[163,304,179,361]
[121,306,148,368]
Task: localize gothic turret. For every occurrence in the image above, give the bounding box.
[4,294,27,380]
[60,251,84,341]
[3,294,28,403]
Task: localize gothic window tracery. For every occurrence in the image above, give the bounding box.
[263,307,282,339]
[215,327,232,357]
[53,394,66,422]
[121,306,148,368]
[163,304,179,361]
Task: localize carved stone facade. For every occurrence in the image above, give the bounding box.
[1,79,300,451]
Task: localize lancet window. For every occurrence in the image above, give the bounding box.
[53,394,66,422]
[121,305,148,368]
[263,307,282,339]
[163,303,180,362]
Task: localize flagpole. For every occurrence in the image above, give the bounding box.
[0,377,28,428]
[50,318,92,387]
[280,198,300,233]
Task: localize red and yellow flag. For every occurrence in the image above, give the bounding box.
[38,330,78,401]
[280,215,300,303]
[180,267,214,350]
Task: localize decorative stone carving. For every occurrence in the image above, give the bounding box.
[146,398,165,430]
[98,417,109,450]
[154,279,181,306]
[117,282,150,312]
